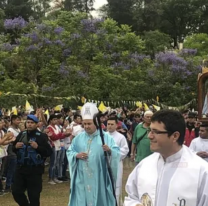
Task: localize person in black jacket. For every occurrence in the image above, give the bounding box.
[12,115,52,206]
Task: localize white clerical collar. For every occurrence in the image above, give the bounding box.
[160,147,183,163]
[199,137,208,141]
[109,131,117,136]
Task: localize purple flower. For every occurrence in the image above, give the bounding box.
[81,19,104,33]
[15,39,20,45]
[96,29,107,35]
[42,85,54,92]
[38,42,43,47]
[27,32,39,43]
[106,43,112,50]
[179,49,197,56]
[154,62,160,68]
[196,65,202,71]
[156,52,186,65]
[1,43,15,52]
[59,63,69,76]
[129,53,149,61]
[43,38,52,45]
[111,53,120,58]
[185,70,192,76]
[111,62,123,68]
[36,24,48,31]
[70,33,81,39]
[4,17,27,30]
[77,71,88,78]
[156,52,187,70]
[123,64,131,70]
[63,49,71,57]
[54,40,65,47]
[54,27,64,35]
[26,45,38,52]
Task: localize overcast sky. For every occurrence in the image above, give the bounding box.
[94,0,107,9]
[91,0,107,16]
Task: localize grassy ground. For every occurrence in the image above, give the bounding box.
[1,158,135,206]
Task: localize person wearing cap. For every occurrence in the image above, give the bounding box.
[11,115,52,206]
[130,111,153,164]
[67,103,120,206]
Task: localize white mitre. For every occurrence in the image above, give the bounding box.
[81,102,99,120]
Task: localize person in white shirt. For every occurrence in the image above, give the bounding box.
[107,117,129,206]
[5,115,21,193]
[68,114,83,140]
[189,124,208,162]
[124,110,208,206]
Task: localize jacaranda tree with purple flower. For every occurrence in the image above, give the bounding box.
[0,11,202,106]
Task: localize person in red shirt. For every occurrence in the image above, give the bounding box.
[184,112,199,147]
[47,114,70,184]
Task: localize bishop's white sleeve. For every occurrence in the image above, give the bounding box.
[119,137,129,161]
[124,164,142,206]
[197,169,208,206]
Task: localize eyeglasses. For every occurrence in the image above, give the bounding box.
[147,129,169,135]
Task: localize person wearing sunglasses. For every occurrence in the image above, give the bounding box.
[124,110,208,206]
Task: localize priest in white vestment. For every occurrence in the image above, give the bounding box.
[189,124,208,162]
[107,117,129,206]
[124,110,208,206]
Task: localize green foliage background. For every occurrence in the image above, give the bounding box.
[0,0,208,108]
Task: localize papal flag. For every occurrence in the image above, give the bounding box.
[7,109,11,116]
[25,100,32,112]
[136,101,142,108]
[143,103,149,111]
[54,105,63,111]
[44,109,50,120]
[153,104,161,111]
[77,106,82,110]
[12,106,18,115]
[98,101,107,113]
[81,96,86,104]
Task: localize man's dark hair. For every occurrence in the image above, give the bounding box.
[134,114,141,118]
[107,116,118,124]
[151,110,185,145]
[74,114,82,120]
[11,115,21,123]
[200,124,208,131]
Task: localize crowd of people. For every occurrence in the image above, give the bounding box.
[0,103,208,206]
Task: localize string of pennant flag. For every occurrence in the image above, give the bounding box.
[1,93,196,113]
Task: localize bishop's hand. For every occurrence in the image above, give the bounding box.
[76,152,88,160]
[102,144,111,153]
